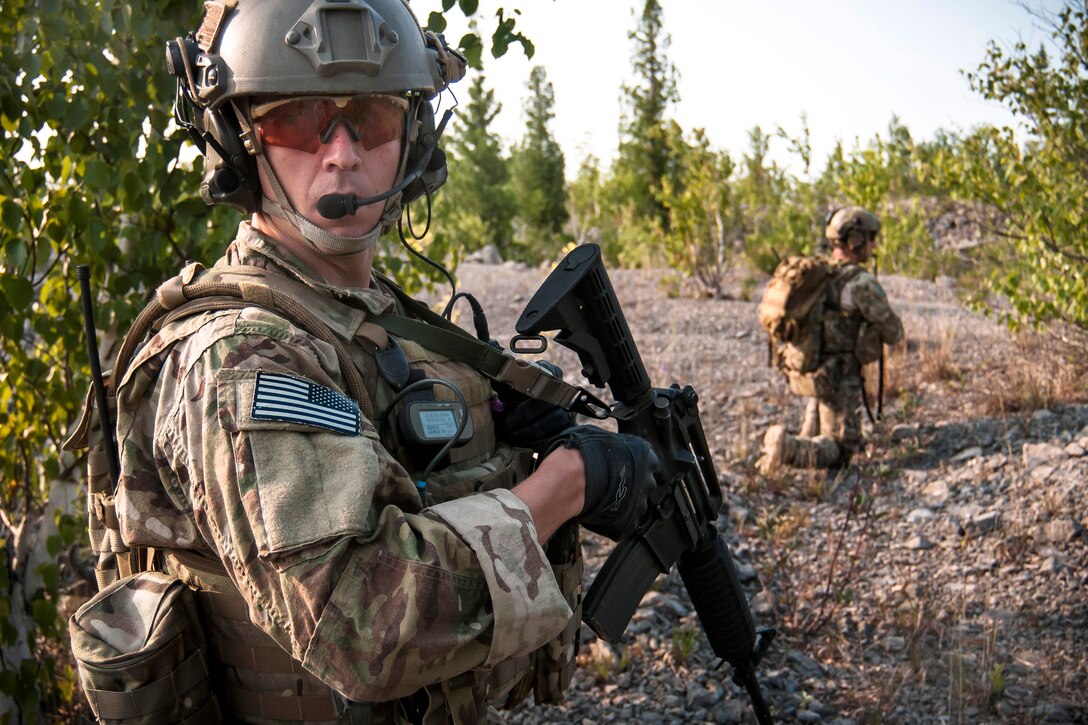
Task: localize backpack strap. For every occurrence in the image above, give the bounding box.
[113,263,374,421]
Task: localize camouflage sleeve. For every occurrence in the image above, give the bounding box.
[842,272,904,346]
[158,308,570,701]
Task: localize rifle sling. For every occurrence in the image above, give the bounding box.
[372,274,584,411]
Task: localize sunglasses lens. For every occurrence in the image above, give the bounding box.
[348,96,407,150]
[256,96,406,154]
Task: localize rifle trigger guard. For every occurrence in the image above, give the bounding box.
[510,334,547,354]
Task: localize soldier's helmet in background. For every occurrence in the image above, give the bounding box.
[825,206,881,252]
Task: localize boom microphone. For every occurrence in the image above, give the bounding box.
[317,170,422,220]
[317,108,453,220]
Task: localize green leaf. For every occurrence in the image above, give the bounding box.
[426,11,446,33]
[36,562,59,592]
[457,0,478,15]
[1,199,21,230]
[1,275,34,309]
[31,597,57,630]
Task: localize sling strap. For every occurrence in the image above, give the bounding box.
[372,272,596,412]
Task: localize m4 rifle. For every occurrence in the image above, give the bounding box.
[514,244,776,724]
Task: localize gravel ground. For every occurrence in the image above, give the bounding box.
[438,259,1088,725]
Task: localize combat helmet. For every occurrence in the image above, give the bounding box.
[165,0,466,253]
[824,206,881,252]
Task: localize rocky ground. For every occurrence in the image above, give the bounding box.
[442,258,1088,725]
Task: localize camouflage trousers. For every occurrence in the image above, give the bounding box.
[759,366,863,472]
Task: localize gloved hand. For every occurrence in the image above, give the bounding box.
[548,425,662,541]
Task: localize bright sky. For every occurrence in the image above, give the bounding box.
[410,0,1063,178]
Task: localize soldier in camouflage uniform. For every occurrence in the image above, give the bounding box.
[757,206,904,474]
[103,2,662,722]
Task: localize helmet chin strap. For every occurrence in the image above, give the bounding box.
[255,153,402,256]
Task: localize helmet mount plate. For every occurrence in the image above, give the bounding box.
[288,0,397,76]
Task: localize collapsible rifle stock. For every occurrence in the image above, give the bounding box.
[515,244,776,724]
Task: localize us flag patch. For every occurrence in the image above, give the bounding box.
[250,372,360,436]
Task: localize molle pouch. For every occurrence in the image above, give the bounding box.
[69,572,221,725]
[421,443,535,505]
[854,321,883,365]
[533,521,583,704]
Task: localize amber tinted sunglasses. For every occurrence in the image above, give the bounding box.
[251,95,409,154]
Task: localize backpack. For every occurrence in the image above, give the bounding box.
[758,256,855,375]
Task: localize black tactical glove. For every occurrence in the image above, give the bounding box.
[549,425,662,541]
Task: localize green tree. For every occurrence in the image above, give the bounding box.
[567,155,605,249]
[0,2,231,721]
[0,2,535,721]
[659,126,740,297]
[612,0,681,236]
[733,126,816,271]
[436,74,515,257]
[937,1,1088,329]
[508,66,568,264]
[423,1,536,70]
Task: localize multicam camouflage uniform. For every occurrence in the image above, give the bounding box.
[113,222,576,723]
[761,258,903,470]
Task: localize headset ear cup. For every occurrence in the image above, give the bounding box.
[401,99,448,205]
[199,106,259,213]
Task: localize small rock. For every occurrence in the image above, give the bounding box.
[907,534,935,550]
[922,479,951,503]
[1040,519,1079,543]
[890,424,918,442]
[1063,441,1086,457]
[797,711,822,723]
[1031,409,1056,423]
[951,446,984,462]
[641,591,691,618]
[884,636,907,652]
[786,649,825,680]
[734,562,758,584]
[1038,555,1063,573]
[686,681,722,709]
[464,244,503,265]
[966,511,1001,536]
[1022,441,1067,468]
[903,469,929,486]
[715,699,747,724]
[1030,464,1056,482]
[906,508,936,524]
[752,590,776,617]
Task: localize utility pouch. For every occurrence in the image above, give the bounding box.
[68,572,222,725]
[63,377,145,589]
[421,444,535,504]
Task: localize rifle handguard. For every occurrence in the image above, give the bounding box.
[677,530,757,668]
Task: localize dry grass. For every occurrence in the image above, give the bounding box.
[976,333,1088,416]
[879,315,1088,424]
